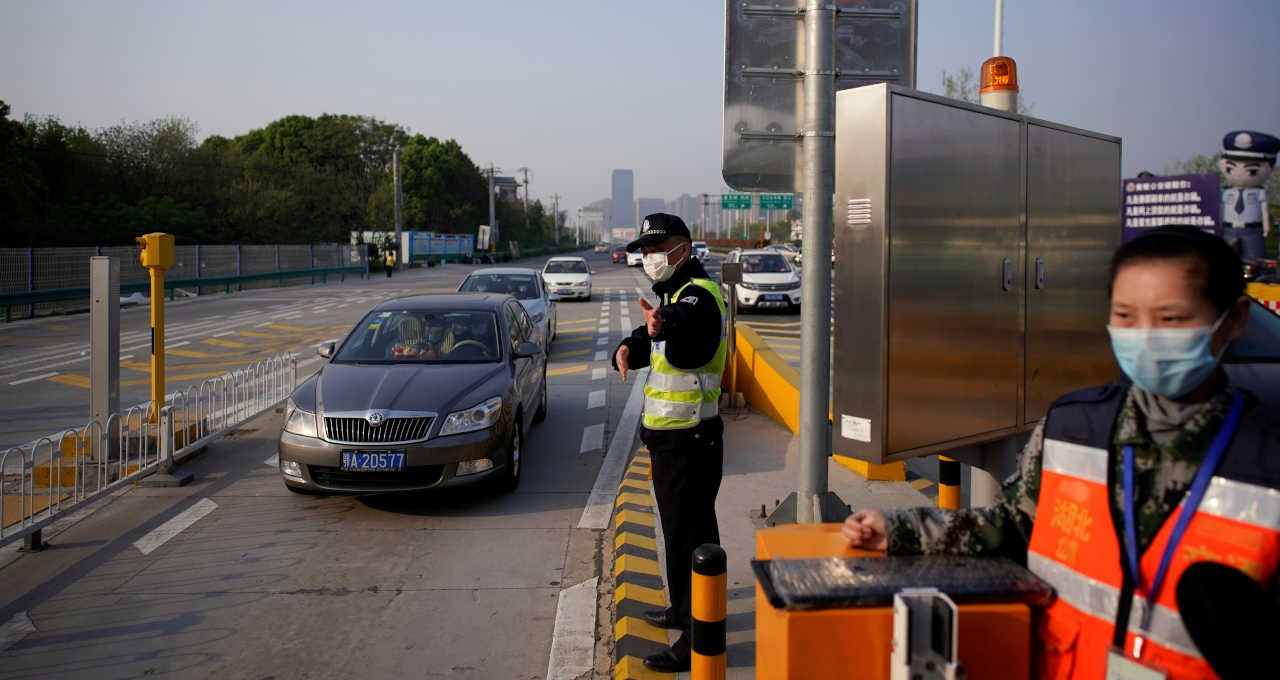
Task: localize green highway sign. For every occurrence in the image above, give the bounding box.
[759,193,793,210]
[721,193,752,210]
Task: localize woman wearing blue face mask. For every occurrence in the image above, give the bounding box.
[842,227,1279,680]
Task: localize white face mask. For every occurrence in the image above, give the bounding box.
[642,244,687,282]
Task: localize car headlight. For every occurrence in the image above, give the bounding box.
[738,282,759,291]
[283,398,318,437]
[439,396,503,436]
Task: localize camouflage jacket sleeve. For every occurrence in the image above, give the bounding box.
[883,421,1044,562]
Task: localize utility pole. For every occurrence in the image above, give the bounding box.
[393,148,402,267]
[552,193,560,242]
[487,164,497,246]
[700,194,708,241]
[519,167,530,228]
[796,1,836,524]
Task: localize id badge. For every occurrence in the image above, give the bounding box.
[1105,647,1167,680]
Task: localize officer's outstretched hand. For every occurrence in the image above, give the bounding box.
[616,345,630,382]
[638,297,662,337]
[842,510,888,551]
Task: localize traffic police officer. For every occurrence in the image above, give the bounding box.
[613,213,727,673]
[1218,129,1278,261]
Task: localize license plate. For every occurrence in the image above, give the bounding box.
[558,288,573,295]
[340,450,406,471]
[763,294,785,301]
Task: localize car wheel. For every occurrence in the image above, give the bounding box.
[500,418,522,492]
[533,368,548,423]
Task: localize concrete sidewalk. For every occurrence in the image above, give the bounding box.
[648,406,930,679]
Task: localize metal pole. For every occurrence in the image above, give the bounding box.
[488,164,497,246]
[993,0,1004,56]
[26,247,34,319]
[393,149,403,269]
[796,0,835,524]
[90,256,120,460]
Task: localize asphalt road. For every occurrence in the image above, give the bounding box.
[0,249,653,679]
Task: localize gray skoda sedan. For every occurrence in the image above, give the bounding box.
[277,294,547,494]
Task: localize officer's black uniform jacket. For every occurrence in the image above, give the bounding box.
[611,257,724,447]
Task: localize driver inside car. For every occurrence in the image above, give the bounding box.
[390,315,436,359]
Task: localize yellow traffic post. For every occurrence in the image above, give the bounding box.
[691,543,727,680]
[136,233,174,421]
[938,456,962,510]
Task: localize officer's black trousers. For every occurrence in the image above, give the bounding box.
[646,421,724,634]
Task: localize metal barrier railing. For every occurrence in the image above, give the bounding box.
[0,352,297,548]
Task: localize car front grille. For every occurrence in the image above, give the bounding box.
[308,464,445,489]
[324,416,433,444]
[756,283,798,291]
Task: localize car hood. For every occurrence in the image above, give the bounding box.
[317,362,507,415]
[743,272,799,284]
[544,273,590,284]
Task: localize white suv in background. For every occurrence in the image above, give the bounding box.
[542,256,592,301]
[723,249,801,311]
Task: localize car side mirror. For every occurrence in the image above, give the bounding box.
[548,293,561,302]
[514,341,542,358]
[317,341,336,358]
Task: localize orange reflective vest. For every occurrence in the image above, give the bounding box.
[1028,386,1280,680]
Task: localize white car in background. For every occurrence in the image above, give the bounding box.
[542,256,593,301]
[723,249,801,311]
[692,241,710,262]
[626,250,643,267]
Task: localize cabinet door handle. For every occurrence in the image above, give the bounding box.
[1035,257,1046,289]
[1002,258,1013,291]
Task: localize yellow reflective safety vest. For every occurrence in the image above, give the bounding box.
[642,278,727,430]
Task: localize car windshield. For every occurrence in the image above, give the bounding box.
[334,310,500,363]
[741,254,791,273]
[459,273,540,300]
[544,260,588,274]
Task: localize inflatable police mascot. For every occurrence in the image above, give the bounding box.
[1219,130,1278,261]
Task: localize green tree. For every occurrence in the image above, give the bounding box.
[368,135,487,235]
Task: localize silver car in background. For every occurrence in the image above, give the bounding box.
[458,267,557,342]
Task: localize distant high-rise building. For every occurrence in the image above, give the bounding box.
[611,170,635,228]
[668,194,701,232]
[636,198,665,224]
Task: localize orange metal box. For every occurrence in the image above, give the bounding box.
[755,523,1031,680]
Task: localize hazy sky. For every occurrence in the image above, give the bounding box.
[3,0,1278,218]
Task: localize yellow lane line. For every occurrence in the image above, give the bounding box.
[550,349,593,359]
[557,318,598,328]
[266,323,350,332]
[547,364,587,377]
[48,374,91,388]
[762,342,800,349]
[741,320,801,328]
[555,328,595,336]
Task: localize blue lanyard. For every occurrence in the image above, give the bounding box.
[1121,390,1244,631]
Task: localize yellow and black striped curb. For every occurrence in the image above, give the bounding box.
[612,447,672,679]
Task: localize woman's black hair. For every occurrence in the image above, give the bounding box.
[1109,226,1244,313]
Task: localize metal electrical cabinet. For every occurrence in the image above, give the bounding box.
[832,84,1120,464]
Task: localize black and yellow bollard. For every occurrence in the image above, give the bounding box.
[691,544,727,680]
[938,456,961,509]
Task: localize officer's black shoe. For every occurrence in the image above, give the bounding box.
[642,608,681,629]
[643,637,691,673]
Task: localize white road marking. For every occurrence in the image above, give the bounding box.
[593,350,606,361]
[579,423,604,453]
[264,454,279,467]
[0,611,36,653]
[9,372,57,386]
[133,497,218,555]
[213,330,236,338]
[578,371,646,529]
[166,341,190,349]
[587,390,605,409]
[592,368,605,381]
[596,337,608,345]
[544,577,599,680]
